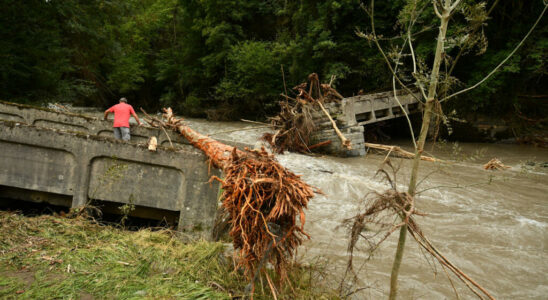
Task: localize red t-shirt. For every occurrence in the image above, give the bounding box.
[107,103,135,128]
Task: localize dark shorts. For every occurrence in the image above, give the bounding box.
[113,127,130,141]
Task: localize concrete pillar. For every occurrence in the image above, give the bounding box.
[72,153,91,208]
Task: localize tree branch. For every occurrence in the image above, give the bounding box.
[361,1,425,104]
[449,0,462,12]
[446,0,501,77]
[433,0,443,18]
[440,3,547,103]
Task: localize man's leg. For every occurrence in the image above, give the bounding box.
[113,127,121,140]
[120,127,131,141]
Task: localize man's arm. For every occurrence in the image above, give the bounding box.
[103,109,111,120]
[131,112,142,126]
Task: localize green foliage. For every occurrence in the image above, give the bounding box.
[0,0,545,119]
[217,41,283,116]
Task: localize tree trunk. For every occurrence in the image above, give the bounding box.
[389,5,451,300]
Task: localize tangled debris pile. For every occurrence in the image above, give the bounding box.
[483,158,510,170]
[263,73,349,153]
[143,108,317,295]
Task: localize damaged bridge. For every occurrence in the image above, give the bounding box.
[311,89,422,156]
[0,101,251,236]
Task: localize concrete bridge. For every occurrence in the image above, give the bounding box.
[0,101,253,237]
[340,89,422,126]
[310,89,422,156]
[0,90,419,231]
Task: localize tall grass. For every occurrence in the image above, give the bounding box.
[0,212,337,299]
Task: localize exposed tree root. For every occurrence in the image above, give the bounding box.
[143,108,317,296]
[262,100,316,154]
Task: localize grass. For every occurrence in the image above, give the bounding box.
[0,211,337,299]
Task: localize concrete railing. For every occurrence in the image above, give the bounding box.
[342,90,422,126]
[0,100,252,150]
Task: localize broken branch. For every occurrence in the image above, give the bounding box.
[364,142,439,162]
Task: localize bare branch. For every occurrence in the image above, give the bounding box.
[362,0,425,104]
[393,33,418,149]
[449,0,462,12]
[376,25,435,41]
[440,3,547,103]
[433,0,443,18]
[408,31,428,101]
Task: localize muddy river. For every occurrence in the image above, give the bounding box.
[180,117,548,299]
[87,111,548,299]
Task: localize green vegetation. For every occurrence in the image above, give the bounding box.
[0,212,336,299]
[1,1,545,121]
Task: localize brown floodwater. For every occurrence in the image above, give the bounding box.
[278,142,547,299]
[182,117,548,299]
[101,112,548,299]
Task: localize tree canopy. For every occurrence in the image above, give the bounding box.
[0,0,545,120]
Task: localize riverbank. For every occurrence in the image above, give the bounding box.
[0,211,336,299]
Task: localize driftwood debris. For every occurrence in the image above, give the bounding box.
[262,100,316,153]
[264,73,350,153]
[364,142,439,162]
[147,136,157,151]
[145,108,317,293]
[483,158,510,170]
[307,140,332,150]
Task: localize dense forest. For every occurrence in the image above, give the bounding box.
[0,0,546,123]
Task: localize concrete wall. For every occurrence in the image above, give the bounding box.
[0,120,220,236]
[310,101,366,157]
[309,90,421,157]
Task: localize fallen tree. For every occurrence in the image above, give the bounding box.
[143,108,317,296]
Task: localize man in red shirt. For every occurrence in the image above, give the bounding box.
[103,97,142,141]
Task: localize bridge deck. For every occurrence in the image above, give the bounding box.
[341,89,422,127]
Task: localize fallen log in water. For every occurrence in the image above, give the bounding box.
[364,142,439,162]
[144,108,317,294]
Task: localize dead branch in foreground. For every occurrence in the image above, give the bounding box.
[144,108,317,296]
[343,161,495,300]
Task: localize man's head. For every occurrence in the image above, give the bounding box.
[119,97,127,103]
